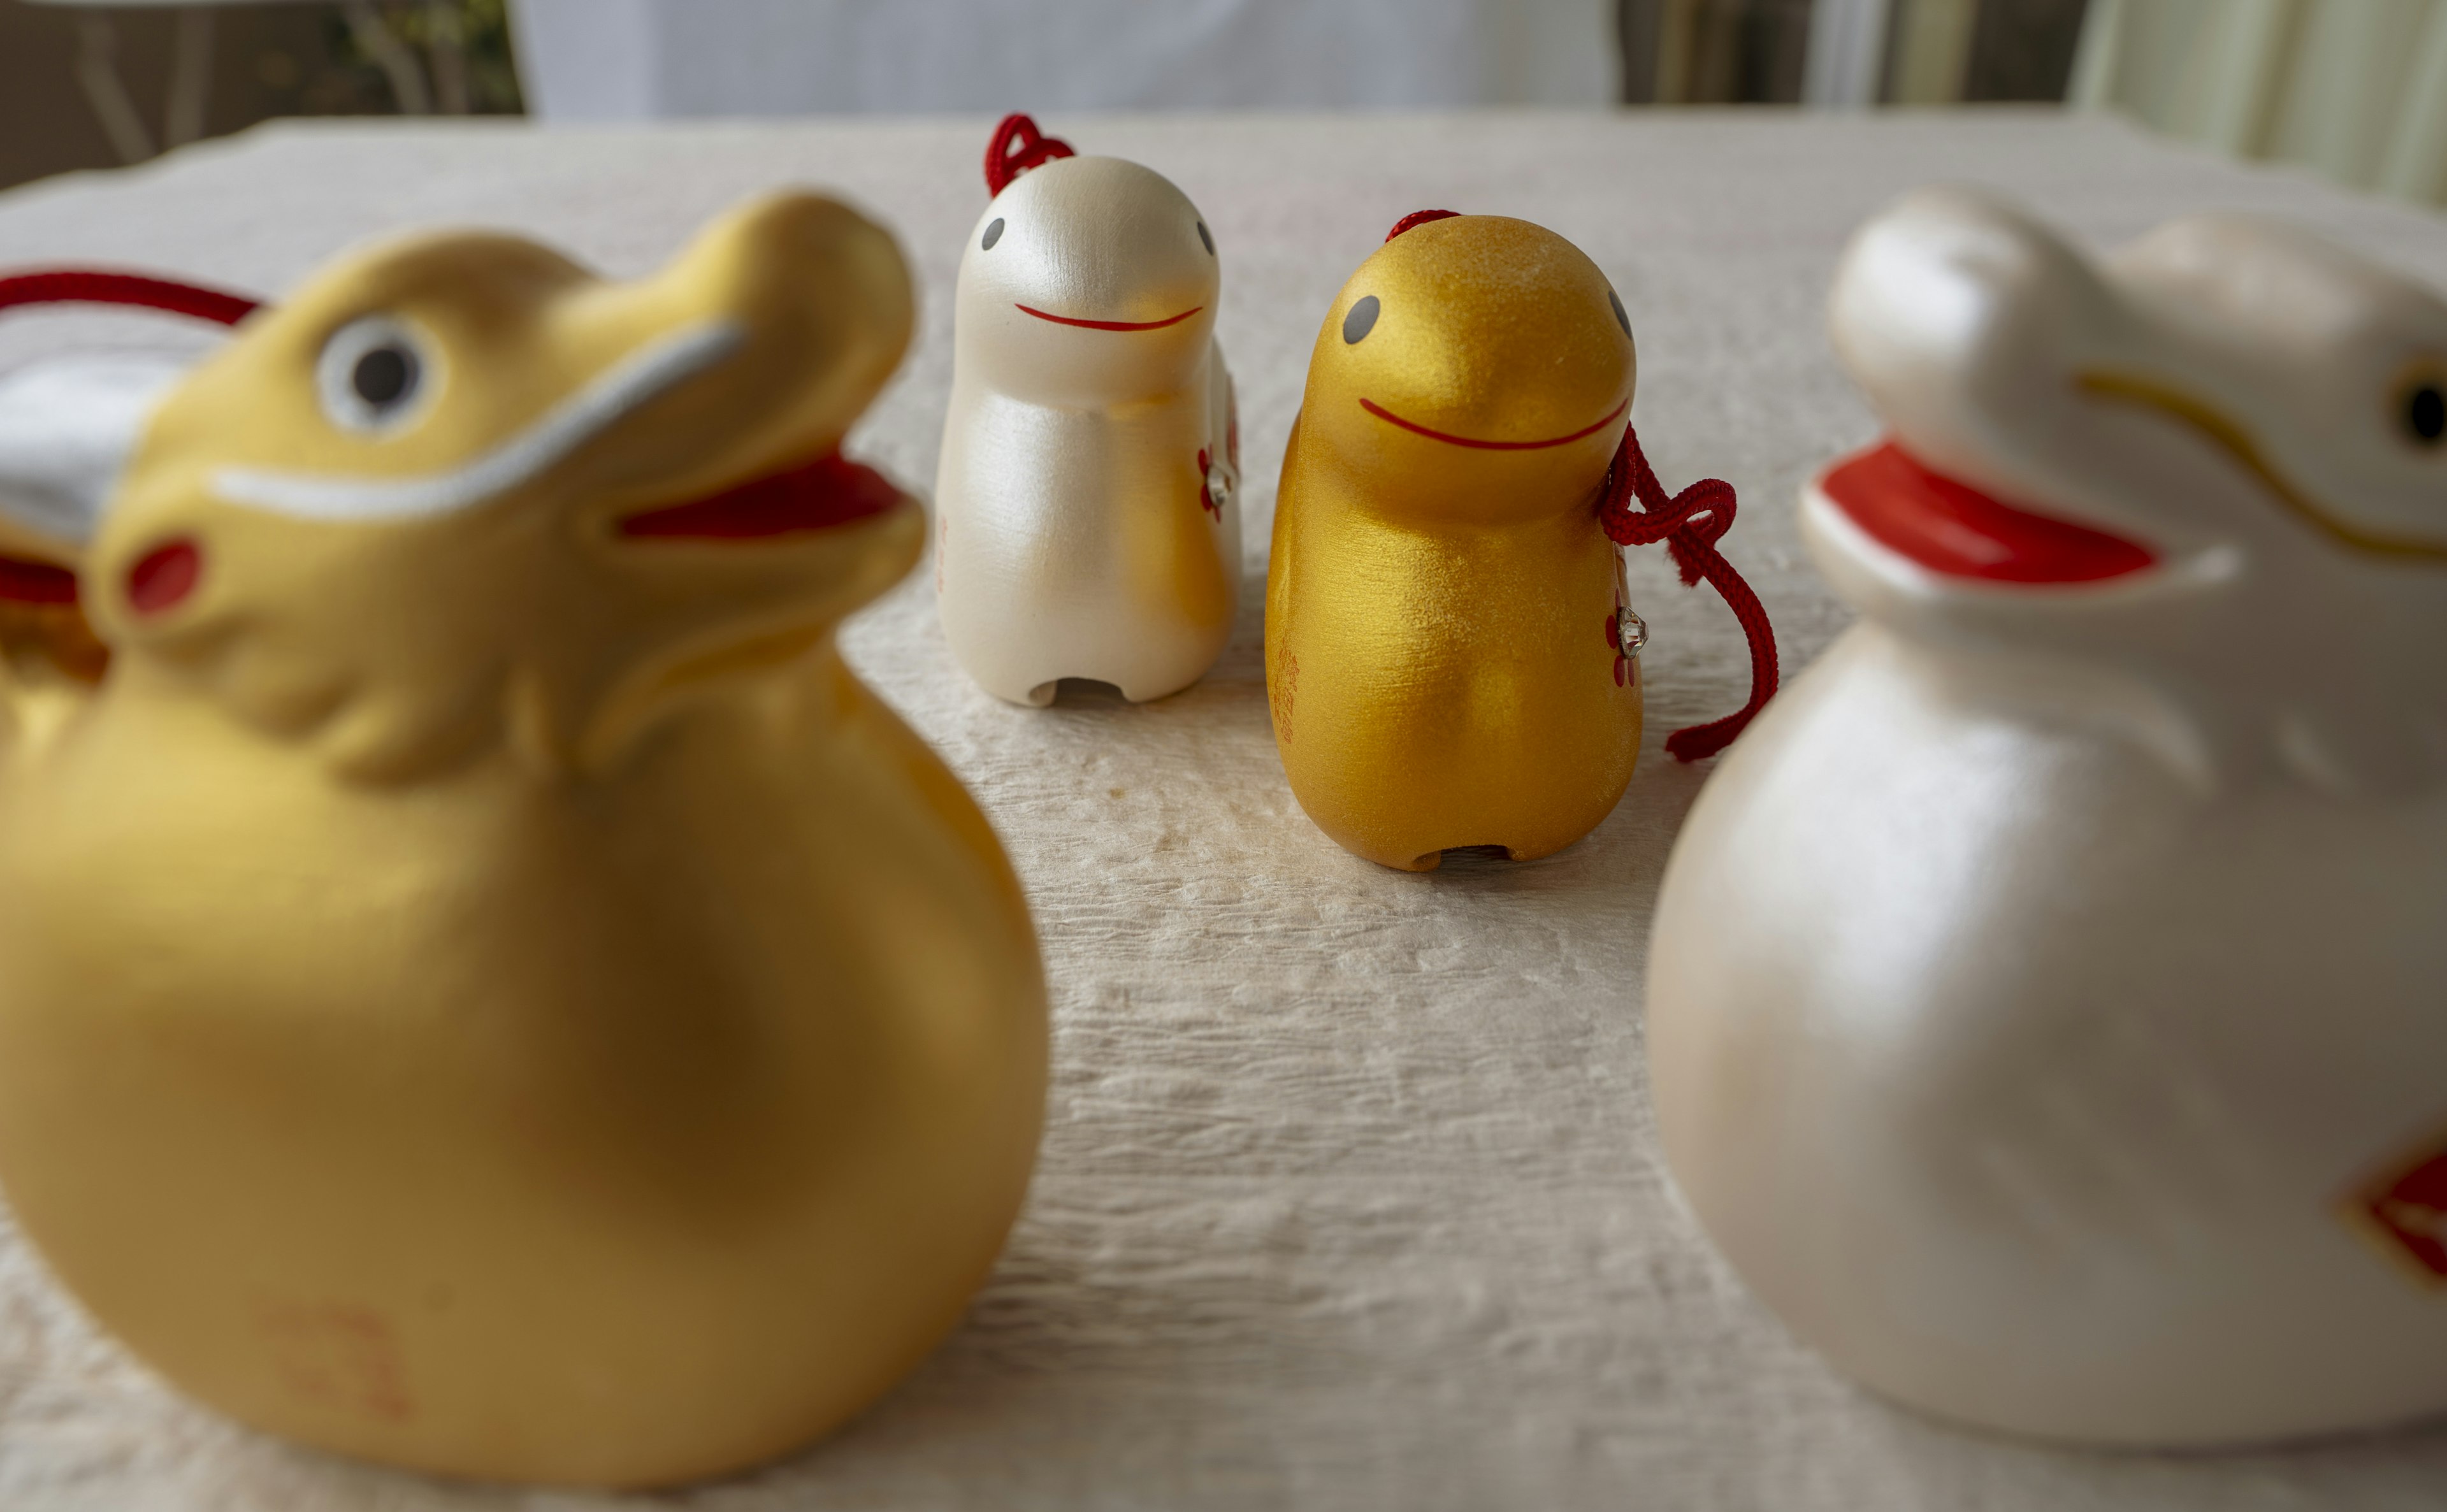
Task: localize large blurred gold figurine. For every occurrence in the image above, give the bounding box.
[0,196,1048,1488]
[1269,211,1772,872]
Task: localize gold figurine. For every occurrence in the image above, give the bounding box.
[1266,212,1645,870]
[0,194,1046,1488]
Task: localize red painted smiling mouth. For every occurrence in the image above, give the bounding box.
[1016,303,1202,332]
[1360,396,1628,450]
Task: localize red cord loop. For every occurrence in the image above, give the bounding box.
[985,113,1077,197]
[1386,209,1462,241]
[0,268,261,609]
[0,269,259,326]
[1596,424,1779,761]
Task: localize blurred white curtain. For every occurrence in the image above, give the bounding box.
[2071,0,2447,206]
[1801,0,1891,107]
[510,0,1619,118]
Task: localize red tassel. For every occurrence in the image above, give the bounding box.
[1596,425,1779,761]
[0,268,259,326]
[985,113,1077,197]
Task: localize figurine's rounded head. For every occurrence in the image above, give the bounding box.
[82,191,920,778]
[955,155,1219,405]
[1820,187,2447,601]
[1817,188,2447,791]
[1299,214,1635,524]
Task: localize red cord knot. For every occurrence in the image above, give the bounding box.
[1386,210,1462,241]
[985,113,1077,197]
[1595,424,1779,761]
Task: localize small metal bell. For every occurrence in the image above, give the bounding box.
[1613,548,1648,659]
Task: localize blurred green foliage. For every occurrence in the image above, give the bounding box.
[314,0,524,116]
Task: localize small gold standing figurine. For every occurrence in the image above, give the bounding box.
[1267,210,1776,871]
[0,195,1046,1488]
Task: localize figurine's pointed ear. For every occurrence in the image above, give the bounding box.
[0,354,189,551]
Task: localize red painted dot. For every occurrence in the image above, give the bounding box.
[126,538,201,615]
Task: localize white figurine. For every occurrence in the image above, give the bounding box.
[1647,187,2447,1446]
[935,115,1240,706]
[0,354,187,553]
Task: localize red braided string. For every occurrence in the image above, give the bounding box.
[985,113,1077,197]
[0,269,258,326]
[1386,209,1462,241]
[1596,424,1779,761]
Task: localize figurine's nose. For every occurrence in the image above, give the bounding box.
[617,191,914,375]
[548,192,913,514]
[1831,189,2118,423]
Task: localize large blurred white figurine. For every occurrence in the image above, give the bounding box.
[935,115,1240,706]
[1648,188,2447,1446]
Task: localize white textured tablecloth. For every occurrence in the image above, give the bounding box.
[1,111,2444,1511]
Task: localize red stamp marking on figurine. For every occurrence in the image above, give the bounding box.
[1606,611,1636,689]
[257,1301,415,1422]
[1197,447,1221,521]
[1271,651,1298,743]
[2344,1131,2447,1285]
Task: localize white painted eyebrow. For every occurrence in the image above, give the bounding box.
[210,317,744,522]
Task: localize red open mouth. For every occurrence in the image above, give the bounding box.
[0,556,80,606]
[1360,396,1628,451]
[1015,303,1202,333]
[619,451,904,540]
[1820,441,2156,584]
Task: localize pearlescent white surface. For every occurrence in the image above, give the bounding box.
[1,112,2445,1509]
[935,153,1241,706]
[1649,189,2447,1446]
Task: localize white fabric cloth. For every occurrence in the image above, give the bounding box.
[508,0,1619,118]
[0,110,2444,1510]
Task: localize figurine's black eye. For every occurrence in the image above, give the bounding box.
[352,345,415,407]
[1608,289,1631,338]
[1197,220,1214,255]
[317,315,434,433]
[1343,294,1380,345]
[981,217,1005,251]
[2406,384,2444,443]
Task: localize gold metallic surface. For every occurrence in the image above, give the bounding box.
[1266,215,1642,871]
[0,196,1048,1488]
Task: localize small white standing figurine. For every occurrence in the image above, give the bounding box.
[935,115,1240,706]
[1647,188,2447,1446]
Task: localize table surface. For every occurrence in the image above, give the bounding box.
[1,110,2444,1512]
